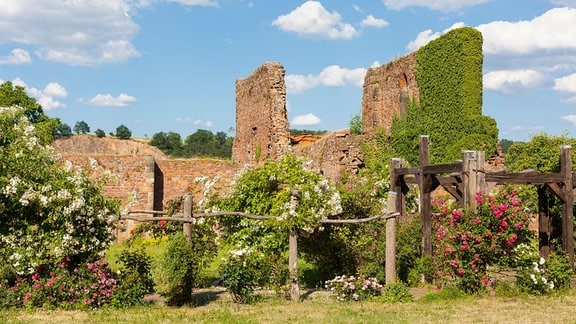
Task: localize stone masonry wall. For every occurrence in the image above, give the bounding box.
[156,158,239,207]
[61,154,240,241]
[292,130,365,183]
[233,62,291,165]
[361,52,420,134]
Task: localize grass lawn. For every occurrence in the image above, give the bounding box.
[2,288,576,323]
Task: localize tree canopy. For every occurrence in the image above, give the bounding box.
[0,81,64,143]
[73,121,90,134]
[150,129,233,158]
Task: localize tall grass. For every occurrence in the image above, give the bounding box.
[3,289,576,323]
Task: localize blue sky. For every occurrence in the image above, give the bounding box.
[1,0,576,142]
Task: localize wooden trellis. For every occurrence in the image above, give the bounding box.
[120,193,399,302]
[390,135,575,265]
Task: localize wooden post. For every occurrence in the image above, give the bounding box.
[476,151,486,199]
[183,194,193,242]
[288,190,301,302]
[560,145,574,265]
[390,158,406,218]
[419,136,432,256]
[538,185,552,257]
[462,150,480,208]
[385,192,398,285]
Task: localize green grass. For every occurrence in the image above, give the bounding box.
[3,289,576,323]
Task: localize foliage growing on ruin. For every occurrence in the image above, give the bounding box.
[390,27,498,165]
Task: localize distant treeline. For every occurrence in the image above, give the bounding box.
[149,130,233,158]
[290,129,328,136]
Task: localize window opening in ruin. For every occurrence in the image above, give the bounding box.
[399,73,409,117]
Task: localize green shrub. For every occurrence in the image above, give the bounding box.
[109,249,154,308]
[408,256,435,287]
[380,282,414,303]
[154,234,199,306]
[219,249,257,304]
[325,275,383,302]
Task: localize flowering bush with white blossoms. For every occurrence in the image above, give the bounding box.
[0,106,119,309]
[325,275,383,301]
[514,243,572,295]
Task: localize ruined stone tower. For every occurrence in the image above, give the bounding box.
[361,52,420,134]
[232,62,291,165]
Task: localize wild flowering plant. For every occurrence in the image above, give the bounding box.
[0,107,119,277]
[1,258,117,309]
[432,190,531,293]
[325,275,382,301]
[0,106,119,308]
[514,243,573,294]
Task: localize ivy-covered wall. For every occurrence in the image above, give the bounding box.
[391,27,498,165]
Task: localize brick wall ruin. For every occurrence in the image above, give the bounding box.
[361,52,420,134]
[232,62,291,165]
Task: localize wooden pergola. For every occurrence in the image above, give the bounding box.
[389,135,574,265]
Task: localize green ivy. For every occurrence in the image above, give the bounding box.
[391,27,498,164]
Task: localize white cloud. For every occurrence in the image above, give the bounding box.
[407,22,466,51]
[272,1,359,40]
[165,0,218,7]
[550,0,576,7]
[477,7,576,55]
[562,115,576,124]
[484,69,551,94]
[292,113,322,126]
[9,78,67,110]
[383,0,492,12]
[286,65,367,94]
[177,118,213,127]
[86,93,136,107]
[554,73,576,93]
[361,15,389,28]
[0,48,31,65]
[0,0,140,65]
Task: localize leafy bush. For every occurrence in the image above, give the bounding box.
[515,243,572,295]
[154,233,201,306]
[219,248,257,304]
[380,282,414,303]
[432,190,531,293]
[109,249,154,308]
[408,256,435,287]
[0,106,120,309]
[325,275,382,301]
[0,258,117,309]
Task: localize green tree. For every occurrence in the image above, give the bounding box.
[500,139,515,154]
[115,124,132,140]
[95,129,106,138]
[0,81,43,123]
[54,122,72,137]
[184,129,215,156]
[349,113,362,135]
[150,131,184,156]
[504,133,576,252]
[0,81,61,144]
[73,120,90,134]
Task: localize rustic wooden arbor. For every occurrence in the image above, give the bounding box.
[389,135,575,265]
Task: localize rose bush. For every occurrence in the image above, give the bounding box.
[432,190,532,293]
